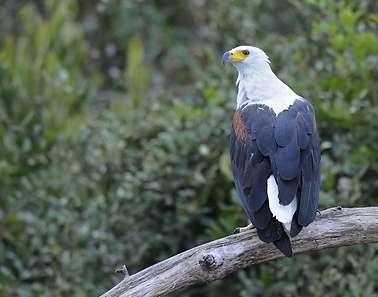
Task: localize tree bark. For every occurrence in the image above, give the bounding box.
[100,207,378,297]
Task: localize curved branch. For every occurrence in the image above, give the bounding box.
[100,207,378,297]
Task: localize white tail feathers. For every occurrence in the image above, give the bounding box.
[267,175,297,224]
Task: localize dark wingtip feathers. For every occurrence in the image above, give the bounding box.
[273,233,293,257]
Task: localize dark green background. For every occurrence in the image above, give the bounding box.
[0,0,377,296]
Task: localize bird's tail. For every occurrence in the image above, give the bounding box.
[257,219,293,257]
[273,232,293,257]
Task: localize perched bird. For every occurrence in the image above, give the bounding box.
[223,46,320,257]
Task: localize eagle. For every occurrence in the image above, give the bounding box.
[223,46,321,257]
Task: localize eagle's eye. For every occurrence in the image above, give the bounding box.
[242,50,250,55]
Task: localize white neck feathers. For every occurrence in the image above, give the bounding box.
[236,64,299,114]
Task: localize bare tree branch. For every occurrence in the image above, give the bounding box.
[100,207,378,297]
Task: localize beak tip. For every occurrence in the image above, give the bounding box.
[222,51,230,65]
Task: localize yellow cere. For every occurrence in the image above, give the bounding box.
[230,50,248,62]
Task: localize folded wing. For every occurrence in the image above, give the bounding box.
[230,99,320,249]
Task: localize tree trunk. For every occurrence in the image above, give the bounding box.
[100,207,378,297]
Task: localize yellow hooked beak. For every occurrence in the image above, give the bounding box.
[230,50,247,62]
[222,49,248,64]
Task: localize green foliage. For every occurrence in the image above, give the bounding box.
[126,37,151,108]
[0,0,377,296]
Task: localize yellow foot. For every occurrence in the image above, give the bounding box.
[234,223,255,234]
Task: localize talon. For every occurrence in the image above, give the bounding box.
[233,223,254,234]
[234,227,241,234]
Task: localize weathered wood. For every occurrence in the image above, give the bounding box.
[100,207,378,297]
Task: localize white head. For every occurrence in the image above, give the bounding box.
[222,45,271,77]
[222,45,298,111]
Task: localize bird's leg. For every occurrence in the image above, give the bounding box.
[234,223,255,234]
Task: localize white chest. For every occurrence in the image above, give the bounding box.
[236,72,300,114]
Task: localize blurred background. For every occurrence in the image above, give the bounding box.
[0,0,377,296]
